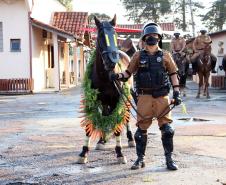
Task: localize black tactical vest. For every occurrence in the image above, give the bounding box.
[136,50,171,98]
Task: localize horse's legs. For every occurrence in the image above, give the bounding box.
[205,74,210,98]
[77,135,91,164]
[180,75,187,97]
[95,104,109,150]
[95,137,106,150]
[126,123,135,147]
[115,131,127,164]
[196,74,203,98]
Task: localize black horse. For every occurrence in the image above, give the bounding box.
[173,52,189,97]
[77,15,132,164]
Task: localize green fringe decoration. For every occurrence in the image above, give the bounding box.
[81,49,131,136]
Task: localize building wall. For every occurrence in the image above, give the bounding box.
[210,34,226,76]
[31,0,66,24]
[0,0,30,79]
[32,26,48,91]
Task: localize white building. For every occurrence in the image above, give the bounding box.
[0,0,89,93]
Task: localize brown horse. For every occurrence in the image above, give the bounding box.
[196,46,212,98]
[77,15,132,164]
[120,37,137,57]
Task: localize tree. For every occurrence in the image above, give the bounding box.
[57,0,73,11]
[120,0,171,23]
[171,0,203,32]
[88,13,111,27]
[201,0,226,31]
[88,13,111,23]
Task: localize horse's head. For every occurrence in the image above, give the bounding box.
[121,38,137,58]
[94,15,120,71]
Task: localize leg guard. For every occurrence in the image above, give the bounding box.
[160,124,178,170]
[131,128,147,170]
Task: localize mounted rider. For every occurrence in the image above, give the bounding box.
[110,22,181,171]
[191,28,217,75]
[170,30,186,60]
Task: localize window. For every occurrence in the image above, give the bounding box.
[10,39,21,52]
[0,22,3,52]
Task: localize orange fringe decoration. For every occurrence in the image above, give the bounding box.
[79,94,132,140]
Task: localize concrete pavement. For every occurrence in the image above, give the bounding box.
[0,80,226,185]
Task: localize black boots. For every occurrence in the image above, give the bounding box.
[160,124,178,170]
[131,128,147,170]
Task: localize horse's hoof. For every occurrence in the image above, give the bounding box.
[128,140,135,147]
[117,156,127,164]
[196,95,200,99]
[95,143,105,150]
[76,156,88,164]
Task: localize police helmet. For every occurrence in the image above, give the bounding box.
[141,22,163,41]
[200,27,208,33]
[174,30,180,36]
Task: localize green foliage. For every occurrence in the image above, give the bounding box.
[88,13,111,27]
[171,0,204,31]
[82,50,130,135]
[89,13,111,22]
[201,0,226,31]
[120,0,171,23]
[57,0,73,11]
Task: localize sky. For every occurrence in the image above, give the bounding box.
[72,0,132,24]
[72,0,216,29]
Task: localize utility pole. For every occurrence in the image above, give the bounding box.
[189,0,195,36]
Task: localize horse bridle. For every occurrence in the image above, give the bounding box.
[96,22,120,70]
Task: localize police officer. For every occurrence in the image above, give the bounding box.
[110,22,181,170]
[170,31,186,60]
[191,28,217,74]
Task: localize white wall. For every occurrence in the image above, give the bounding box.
[0,0,30,79]
[32,27,47,91]
[210,34,226,76]
[31,0,66,24]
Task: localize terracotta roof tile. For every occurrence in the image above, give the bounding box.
[52,12,88,39]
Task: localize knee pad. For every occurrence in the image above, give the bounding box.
[134,128,147,142]
[160,124,174,138]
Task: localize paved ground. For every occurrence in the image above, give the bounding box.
[0,80,226,185]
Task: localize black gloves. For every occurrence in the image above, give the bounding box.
[110,73,119,81]
[173,91,182,106]
[109,72,128,82]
